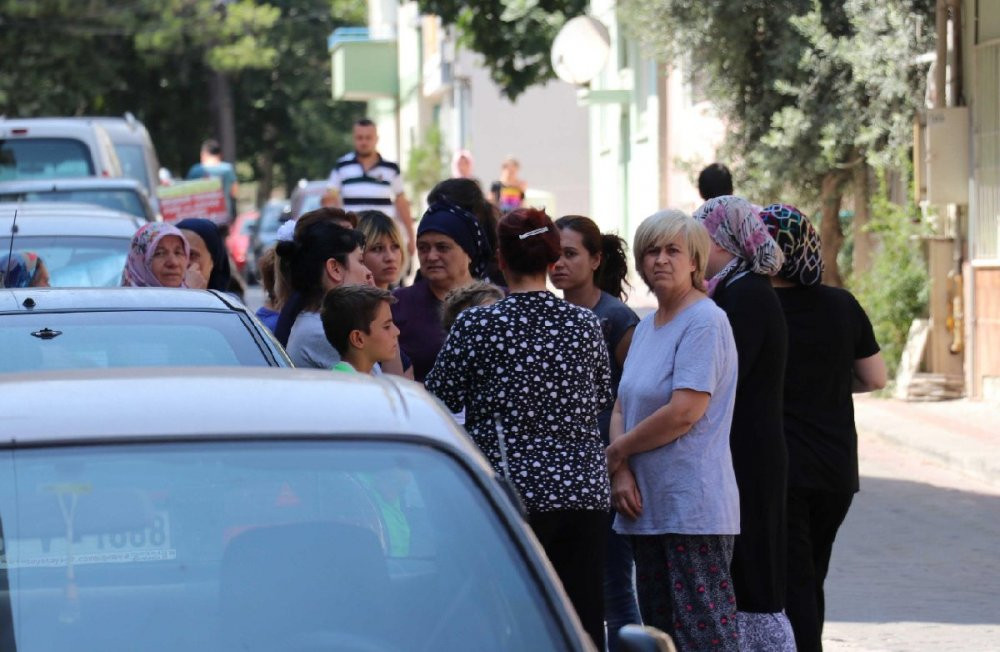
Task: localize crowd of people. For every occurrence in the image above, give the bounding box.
[0,116,889,652]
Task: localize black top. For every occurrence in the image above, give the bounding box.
[425,291,613,514]
[775,284,880,493]
[712,272,788,613]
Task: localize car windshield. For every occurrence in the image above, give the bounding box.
[0,310,272,372]
[0,189,147,220]
[113,144,150,192]
[0,236,129,287]
[0,139,94,181]
[0,441,567,651]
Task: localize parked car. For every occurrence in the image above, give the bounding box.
[0,288,291,373]
[225,211,257,279]
[289,179,331,221]
[0,177,157,222]
[0,367,603,651]
[0,117,122,181]
[83,114,162,198]
[1,203,143,287]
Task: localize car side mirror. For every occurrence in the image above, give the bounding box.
[617,624,678,652]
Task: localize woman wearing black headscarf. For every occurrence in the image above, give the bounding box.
[176,218,232,292]
[391,200,492,382]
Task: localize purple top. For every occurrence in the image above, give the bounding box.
[391,278,444,382]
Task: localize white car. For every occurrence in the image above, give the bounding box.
[1,203,142,288]
[0,117,122,181]
[0,368,606,651]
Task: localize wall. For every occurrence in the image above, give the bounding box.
[458,50,591,217]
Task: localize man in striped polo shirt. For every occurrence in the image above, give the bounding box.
[328,119,415,255]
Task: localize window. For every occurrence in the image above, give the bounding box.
[0,441,568,651]
[113,144,151,192]
[0,138,94,181]
[0,236,130,288]
[0,310,271,372]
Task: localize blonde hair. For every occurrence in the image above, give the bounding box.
[633,209,711,291]
[441,281,505,331]
[357,210,407,270]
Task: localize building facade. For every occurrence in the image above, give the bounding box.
[330,1,591,216]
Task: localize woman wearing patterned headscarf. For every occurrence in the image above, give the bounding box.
[391,199,494,382]
[760,204,886,652]
[692,195,794,651]
[121,222,192,288]
[0,252,50,288]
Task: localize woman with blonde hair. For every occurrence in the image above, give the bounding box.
[606,209,740,651]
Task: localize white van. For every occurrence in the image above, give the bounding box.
[0,117,123,181]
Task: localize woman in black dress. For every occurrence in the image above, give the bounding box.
[760,204,886,652]
[426,207,612,649]
[693,195,794,651]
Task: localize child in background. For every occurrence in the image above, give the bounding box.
[254,247,282,332]
[440,281,505,427]
[441,281,506,332]
[321,285,399,374]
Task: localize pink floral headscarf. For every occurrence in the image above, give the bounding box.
[692,195,784,295]
[121,222,190,287]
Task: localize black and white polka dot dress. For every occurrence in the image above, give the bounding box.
[426,291,613,513]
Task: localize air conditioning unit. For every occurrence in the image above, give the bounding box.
[921,107,970,205]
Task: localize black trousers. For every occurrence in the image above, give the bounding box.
[785,487,854,652]
[529,509,607,650]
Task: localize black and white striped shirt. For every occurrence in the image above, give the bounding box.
[327,152,404,219]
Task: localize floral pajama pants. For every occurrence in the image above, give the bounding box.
[631,533,739,651]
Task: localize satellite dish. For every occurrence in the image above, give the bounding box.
[551,16,611,86]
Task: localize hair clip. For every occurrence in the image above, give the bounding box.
[519,227,550,240]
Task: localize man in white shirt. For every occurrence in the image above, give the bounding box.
[328,119,415,255]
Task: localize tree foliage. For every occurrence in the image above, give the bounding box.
[0,0,365,196]
[621,0,936,285]
[417,0,587,100]
[622,0,935,206]
[850,173,929,378]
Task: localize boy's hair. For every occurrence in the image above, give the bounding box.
[321,285,396,356]
[441,281,505,331]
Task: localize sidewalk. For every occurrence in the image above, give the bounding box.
[853,395,1000,488]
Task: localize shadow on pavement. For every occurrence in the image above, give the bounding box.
[824,476,1000,625]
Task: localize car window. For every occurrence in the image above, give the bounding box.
[0,237,130,288]
[0,310,271,372]
[0,190,147,220]
[113,144,150,191]
[0,139,94,181]
[0,441,568,651]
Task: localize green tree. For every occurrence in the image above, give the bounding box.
[621,0,936,285]
[233,0,367,203]
[850,173,929,378]
[417,0,587,100]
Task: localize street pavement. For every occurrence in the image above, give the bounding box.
[823,397,1000,651]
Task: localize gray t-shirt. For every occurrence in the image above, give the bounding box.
[286,311,341,369]
[613,298,740,536]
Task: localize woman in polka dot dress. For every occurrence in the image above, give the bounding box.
[426,207,613,649]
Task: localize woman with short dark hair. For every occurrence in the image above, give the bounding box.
[426,208,612,650]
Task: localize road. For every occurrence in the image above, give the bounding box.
[822,429,1000,651]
